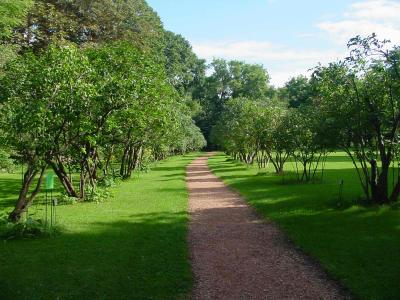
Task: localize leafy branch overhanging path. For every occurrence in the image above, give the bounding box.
[187,154,349,299]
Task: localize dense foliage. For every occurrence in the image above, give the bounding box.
[213,34,400,205]
[195,59,272,147]
[0,0,33,72]
[0,0,206,222]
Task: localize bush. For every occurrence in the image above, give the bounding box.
[0,214,61,240]
[59,194,78,205]
[84,187,112,203]
[98,175,121,188]
[138,163,150,173]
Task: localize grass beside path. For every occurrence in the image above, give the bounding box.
[208,153,400,300]
[0,154,198,300]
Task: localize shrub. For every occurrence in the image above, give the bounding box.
[0,214,61,240]
[59,194,78,205]
[98,175,121,188]
[84,187,112,203]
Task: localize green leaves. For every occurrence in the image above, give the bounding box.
[1,0,164,54]
[0,0,207,221]
[195,58,272,146]
[0,0,32,38]
[0,43,93,161]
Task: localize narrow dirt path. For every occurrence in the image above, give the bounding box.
[187,155,349,300]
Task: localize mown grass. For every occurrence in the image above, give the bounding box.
[0,154,198,300]
[208,152,400,300]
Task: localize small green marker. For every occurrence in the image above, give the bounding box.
[45,173,55,190]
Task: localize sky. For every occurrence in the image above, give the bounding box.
[147,0,400,87]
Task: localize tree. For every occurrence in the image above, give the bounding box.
[163,30,206,124]
[0,40,206,222]
[229,61,271,99]
[212,86,329,179]
[0,44,95,221]
[314,34,400,203]
[280,75,314,108]
[265,106,292,174]
[212,98,283,167]
[0,0,33,72]
[287,107,329,182]
[4,0,164,53]
[196,59,272,147]
[163,31,200,94]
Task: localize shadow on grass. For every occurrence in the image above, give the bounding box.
[157,172,186,179]
[0,153,200,300]
[151,166,187,172]
[208,154,400,299]
[0,178,21,196]
[0,176,65,213]
[0,178,21,211]
[0,211,191,300]
[222,170,362,209]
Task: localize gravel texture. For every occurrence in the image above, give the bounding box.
[187,155,351,300]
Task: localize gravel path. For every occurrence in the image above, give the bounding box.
[187,155,350,300]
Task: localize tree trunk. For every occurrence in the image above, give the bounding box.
[9,166,46,223]
[79,163,86,199]
[104,146,114,176]
[276,152,288,176]
[120,145,130,178]
[370,159,390,204]
[124,145,142,179]
[49,160,78,198]
[267,152,280,174]
[301,161,309,182]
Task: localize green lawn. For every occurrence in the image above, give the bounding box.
[208,152,400,300]
[0,154,198,300]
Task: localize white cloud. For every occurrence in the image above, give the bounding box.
[193,41,342,63]
[192,40,344,86]
[191,0,400,87]
[347,0,400,21]
[318,0,400,44]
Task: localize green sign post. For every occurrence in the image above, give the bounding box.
[45,173,54,190]
[45,173,56,227]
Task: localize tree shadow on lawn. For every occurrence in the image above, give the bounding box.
[0,154,196,299]
[0,177,21,198]
[324,155,353,163]
[282,155,352,164]
[221,169,365,210]
[210,165,246,172]
[0,176,65,213]
[157,171,186,179]
[0,178,22,211]
[0,211,192,300]
[151,166,187,172]
[272,205,400,300]
[211,158,364,202]
[207,162,400,299]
